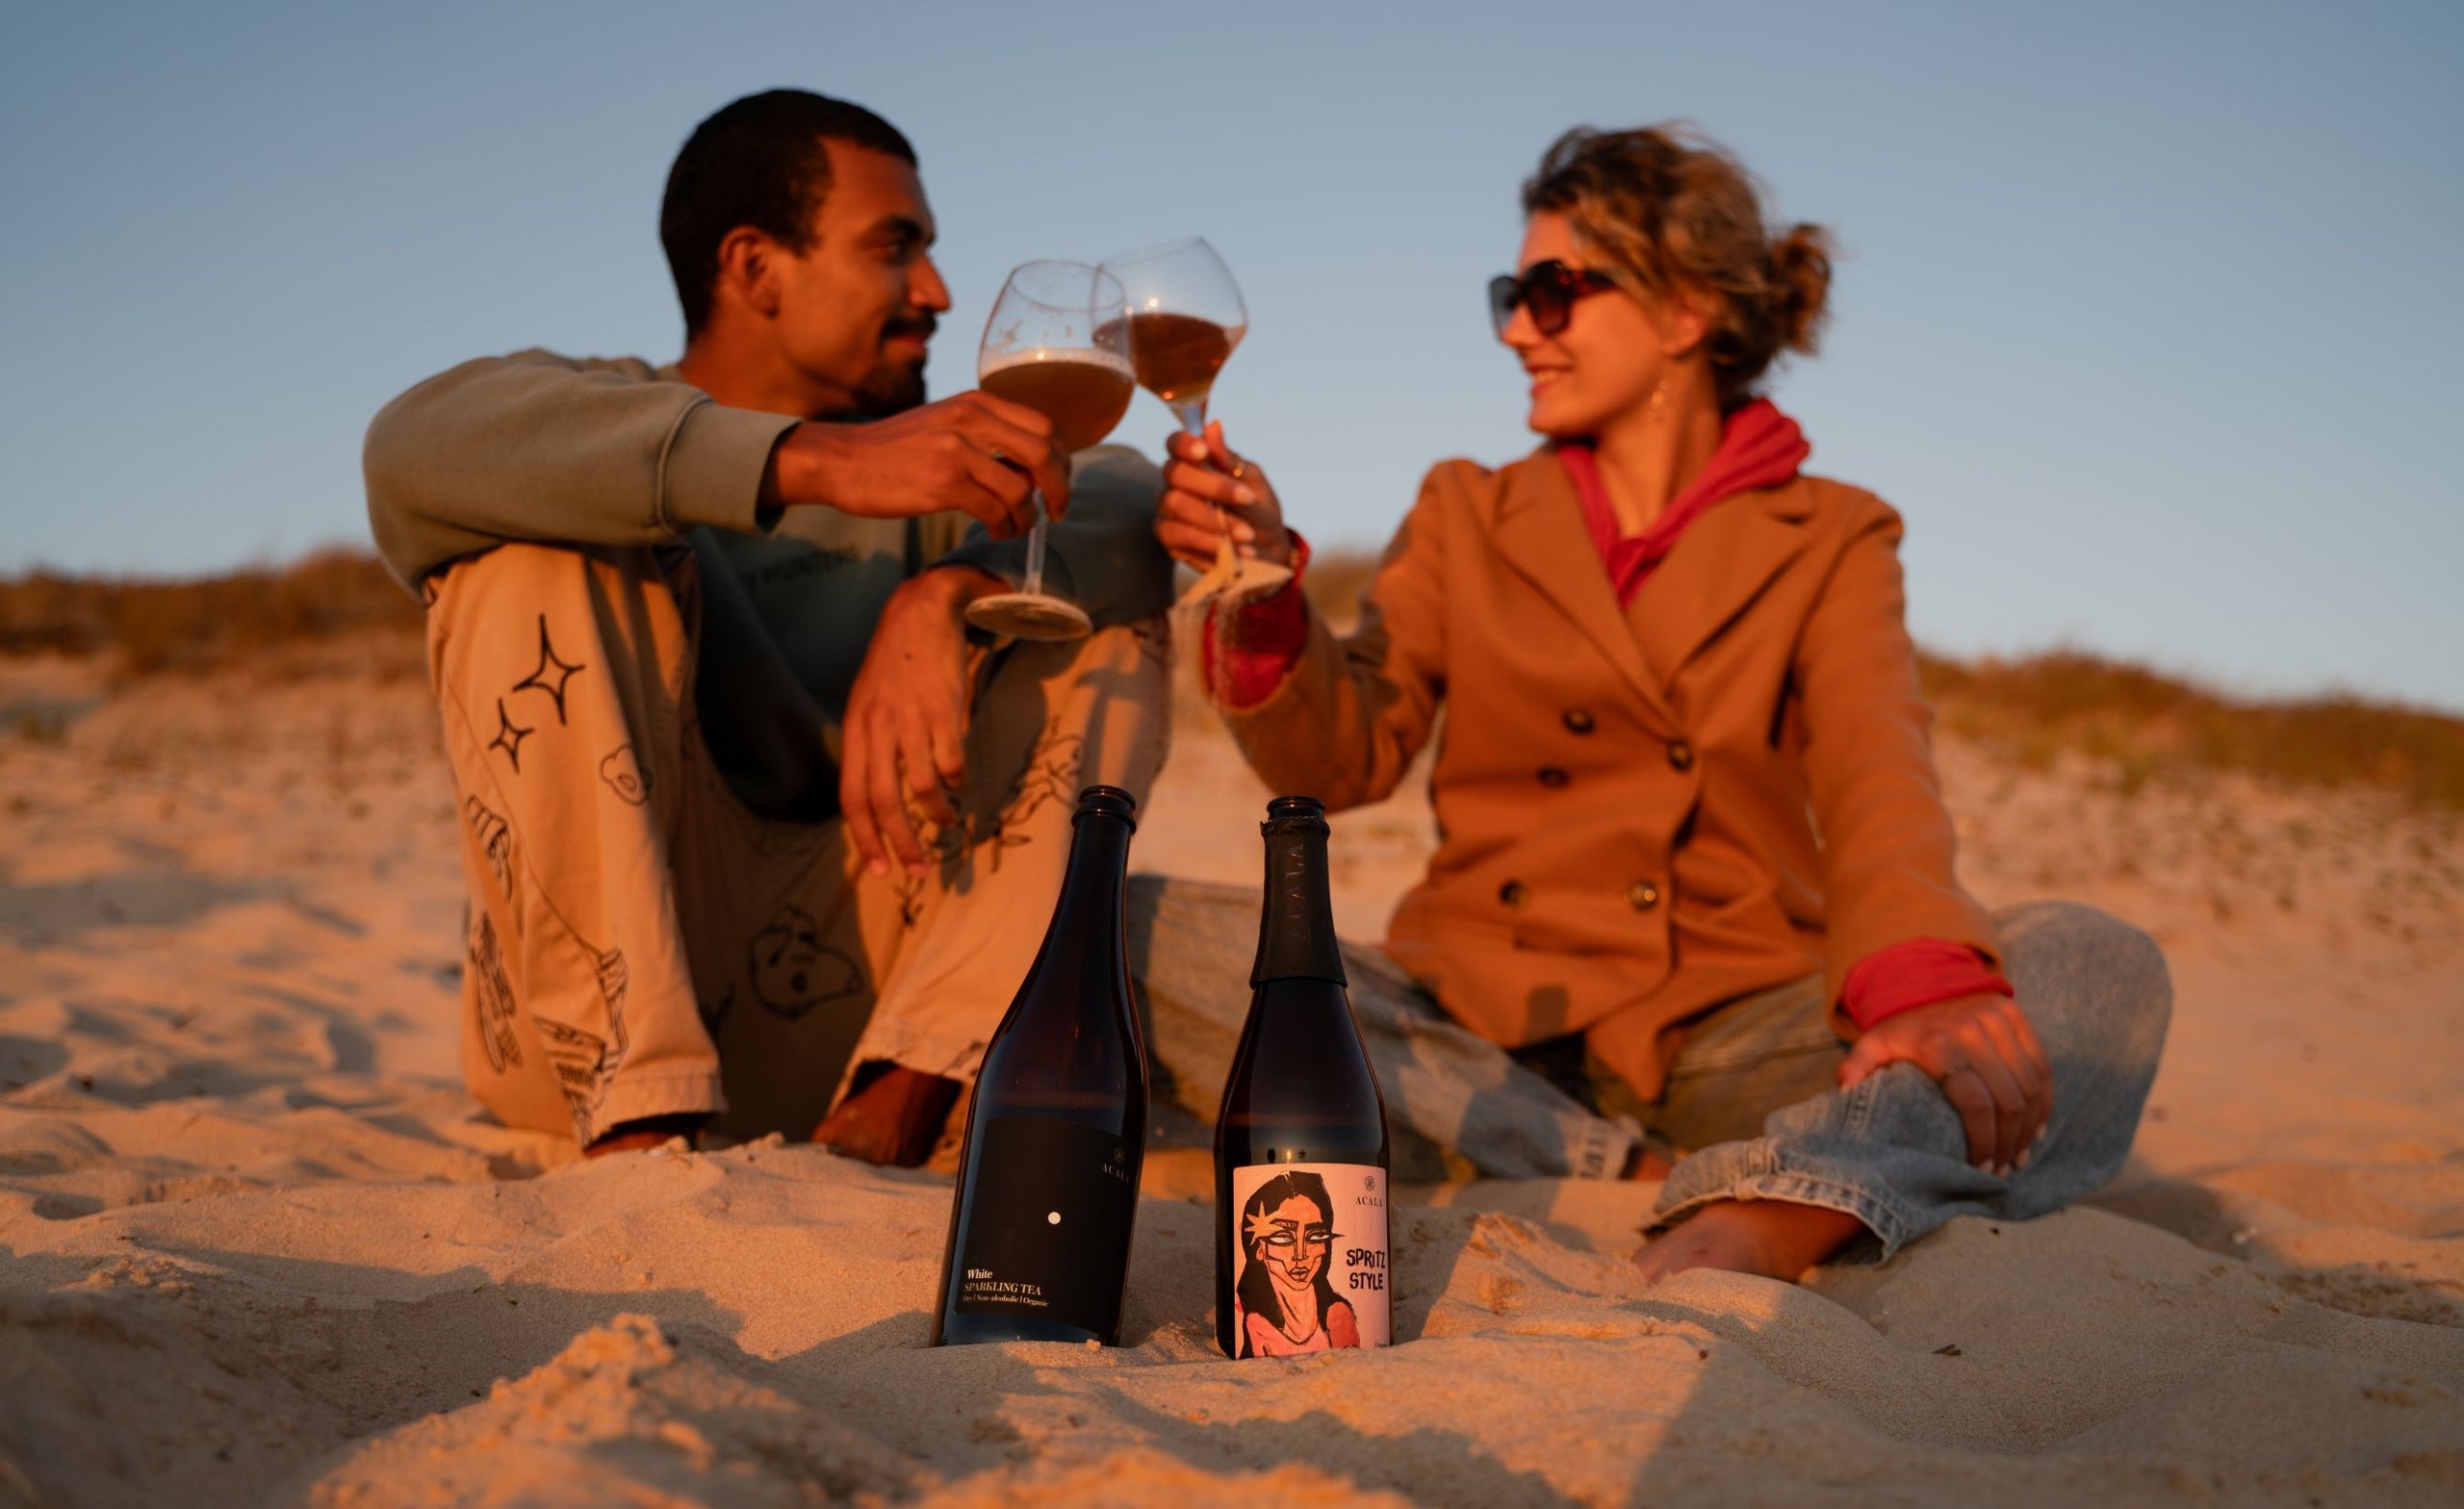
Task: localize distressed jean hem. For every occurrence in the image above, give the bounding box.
[1650,1146,1920,1264]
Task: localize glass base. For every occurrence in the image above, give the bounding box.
[965,592,1092,641]
[1178,553,1293,607]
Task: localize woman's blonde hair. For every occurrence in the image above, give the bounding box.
[1522,124,1832,403]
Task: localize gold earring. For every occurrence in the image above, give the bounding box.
[1649,376,1670,415]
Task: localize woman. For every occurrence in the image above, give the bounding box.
[1157,125,2170,1283]
[1233,1171,1360,1356]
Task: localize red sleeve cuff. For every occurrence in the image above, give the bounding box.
[1203,530,1311,709]
[1840,936,2013,1031]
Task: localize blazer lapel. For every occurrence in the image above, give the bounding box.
[1631,479,1817,680]
[1488,451,1681,735]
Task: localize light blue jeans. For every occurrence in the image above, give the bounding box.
[1129,882,2170,1262]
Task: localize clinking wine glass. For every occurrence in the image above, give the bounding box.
[1098,237,1291,604]
[966,261,1138,641]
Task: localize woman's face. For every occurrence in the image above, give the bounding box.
[1503,212,1689,440]
[1251,1194,1331,1291]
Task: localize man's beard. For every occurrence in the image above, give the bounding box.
[848,312,937,418]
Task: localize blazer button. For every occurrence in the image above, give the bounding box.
[1626,881,1661,911]
[1667,740,1695,772]
[1500,880,1528,908]
[1562,707,1596,735]
[1536,766,1570,788]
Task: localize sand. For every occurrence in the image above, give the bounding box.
[2,639,2460,1506]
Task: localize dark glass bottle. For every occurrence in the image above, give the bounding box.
[1215,796,1392,1360]
[931,785,1148,1347]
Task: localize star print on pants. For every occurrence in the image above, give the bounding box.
[489,698,533,772]
[511,614,585,725]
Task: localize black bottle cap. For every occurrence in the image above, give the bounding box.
[1076,784,1139,829]
[1261,794,1327,832]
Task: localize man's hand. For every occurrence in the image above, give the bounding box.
[765,391,1072,539]
[839,566,999,876]
[1835,993,2054,1176]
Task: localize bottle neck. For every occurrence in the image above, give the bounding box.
[1250,823,1346,987]
[1045,809,1131,948]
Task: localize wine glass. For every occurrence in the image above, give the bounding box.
[967,261,1137,642]
[1099,237,1291,604]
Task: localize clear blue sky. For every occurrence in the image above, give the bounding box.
[4,1,2459,708]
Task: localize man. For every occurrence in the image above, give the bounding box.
[365,90,1173,1164]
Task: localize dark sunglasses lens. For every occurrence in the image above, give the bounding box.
[1487,274,1519,338]
[1523,264,1571,336]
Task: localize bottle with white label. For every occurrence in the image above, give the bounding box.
[1214,795,1392,1358]
[931,785,1148,1346]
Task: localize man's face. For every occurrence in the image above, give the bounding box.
[773,141,951,418]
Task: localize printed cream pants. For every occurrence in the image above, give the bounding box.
[424,542,1169,1146]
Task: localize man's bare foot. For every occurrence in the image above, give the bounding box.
[811,1064,962,1166]
[585,1113,706,1159]
[1629,1198,1868,1285]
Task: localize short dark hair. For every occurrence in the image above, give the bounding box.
[659,90,916,339]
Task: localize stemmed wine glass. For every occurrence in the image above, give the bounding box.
[1099,237,1291,604]
[966,262,1137,642]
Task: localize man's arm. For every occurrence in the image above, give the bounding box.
[364,348,1068,589]
[839,447,1171,876]
[836,562,1006,876]
[363,349,798,588]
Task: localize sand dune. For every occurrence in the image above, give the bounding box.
[2,646,2459,1505]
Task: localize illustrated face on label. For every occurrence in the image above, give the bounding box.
[1229,1163,1389,1357]
[1248,1194,1332,1290]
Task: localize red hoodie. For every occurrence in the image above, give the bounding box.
[1558,396,1807,605]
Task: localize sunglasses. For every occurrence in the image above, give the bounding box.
[1488,260,1619,339]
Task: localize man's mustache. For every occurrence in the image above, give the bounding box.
[884,312,938,344]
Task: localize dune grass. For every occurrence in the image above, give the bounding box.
[1916,650,2464,811]
[0,550,420,676]
[6,548,2457,810]
[1298,549,2463,811]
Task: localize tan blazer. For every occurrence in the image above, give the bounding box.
[1217,448,1998,1100]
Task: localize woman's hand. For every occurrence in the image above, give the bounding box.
[1156,421,1295,573]
[1835,993,2053,1177]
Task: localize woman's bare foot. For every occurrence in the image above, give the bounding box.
[1629,1198,1868,1285]
[811,1064,962,1166]
[1622,1144,1678,1181]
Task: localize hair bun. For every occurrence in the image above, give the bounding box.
[1767,223,1833,355]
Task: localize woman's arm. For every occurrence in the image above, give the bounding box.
[1795,497,2053,1172]
[1791,499,1999,1003]
[1166,443,1451,812]
[364,349,796,587]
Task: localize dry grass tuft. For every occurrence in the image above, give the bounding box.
[1918,650,2464,811]
[0,550,420,677]
[1305,548,2463,811]
[9,547,2459,810]
[1297,550,1382,627]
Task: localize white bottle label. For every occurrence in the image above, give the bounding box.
[1227,1162,1390,1356]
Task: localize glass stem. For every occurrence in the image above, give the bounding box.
[1172,400,1235,564]
[1023,491,1048,599]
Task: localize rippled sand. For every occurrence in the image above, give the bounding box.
[2,646,2458,1506]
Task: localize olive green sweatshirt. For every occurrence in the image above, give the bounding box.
[363,348,1172,819]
